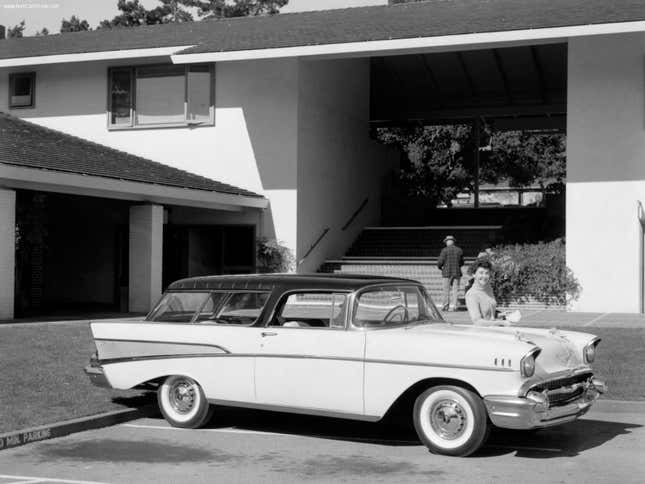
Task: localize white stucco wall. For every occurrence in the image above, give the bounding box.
[0,57,299,253]
[567,32,645,312]
[296,58,394,272]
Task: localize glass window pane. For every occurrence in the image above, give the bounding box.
[135,65,185,125]
[147,292,209,323]
[110,69,132,125]
[275,293,348,329]
[10,74,34,107]
[214,292,269,325]
[187,65,211,122]
[193,292,228,322]
[353,286,439,328]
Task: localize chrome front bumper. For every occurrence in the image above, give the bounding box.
[484,377,607,430]
[84,364,112,389]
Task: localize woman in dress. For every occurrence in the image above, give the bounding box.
[465,260,510,326]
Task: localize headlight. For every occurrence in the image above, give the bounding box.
[520,349,540,377]
[584,338,601,364]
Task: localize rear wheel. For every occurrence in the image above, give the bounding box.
[413,385,490,457]
[158,375,213,428]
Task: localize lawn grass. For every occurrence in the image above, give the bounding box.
[0,323,149,434]
[0,322,642,434]
[558,326,645,401]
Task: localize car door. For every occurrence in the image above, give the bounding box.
[254,291,366,416]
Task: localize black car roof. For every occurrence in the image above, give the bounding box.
[167,273,416,291]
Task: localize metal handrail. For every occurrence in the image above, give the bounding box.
[638,201,645,313]
[297,227,330,266]
[342,198,369,231]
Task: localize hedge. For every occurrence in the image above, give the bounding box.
[489,238,580,307]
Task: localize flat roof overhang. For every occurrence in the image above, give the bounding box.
[1,18,645,68]
[369,43,567,130]
[0,164,268,212]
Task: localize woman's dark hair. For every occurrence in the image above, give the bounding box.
[474,260,493,272]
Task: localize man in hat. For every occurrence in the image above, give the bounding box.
[437,235,464,311]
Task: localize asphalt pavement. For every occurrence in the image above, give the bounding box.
[0,400,643,484]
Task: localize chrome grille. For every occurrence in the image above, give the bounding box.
[530,372,593,407]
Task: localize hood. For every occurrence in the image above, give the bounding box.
[365,323,597,375]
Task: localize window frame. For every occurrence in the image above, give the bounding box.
[106,63,215,130]
[267,290,352,331]
[145,289,269,326]
[349,283,443,330]
[8,71,36,109]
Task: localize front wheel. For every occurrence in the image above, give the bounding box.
[413,385,490,457]
[158,375,213,428]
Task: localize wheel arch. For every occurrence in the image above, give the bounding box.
[382,377,482,421]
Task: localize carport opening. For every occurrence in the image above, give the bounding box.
[13,191,258,318]
[370,43,567,243]
[14,190,130,317]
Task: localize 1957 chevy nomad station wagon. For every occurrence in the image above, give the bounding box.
[85,274,606,456]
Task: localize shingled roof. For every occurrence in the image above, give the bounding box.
[0,112,263,198]
[0,0,644,60]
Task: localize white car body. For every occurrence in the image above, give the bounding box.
[85,274,606,453]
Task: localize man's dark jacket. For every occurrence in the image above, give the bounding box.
[437,245,464,278]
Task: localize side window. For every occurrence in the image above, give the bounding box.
[271,292,348,329]
[209,292,269,326]
[193,292,228,323]
[147,292,209,323]
[353,286,428,328]
[9,72,35,109]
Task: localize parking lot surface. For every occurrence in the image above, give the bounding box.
[0,401,643,484]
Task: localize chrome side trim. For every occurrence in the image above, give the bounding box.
[96,351,514,373]
[97,353,234,366]
[207,398,382,422]
[94,338,231,353]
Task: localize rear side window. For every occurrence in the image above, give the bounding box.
[147,292,209,323]
[270,292,348,329]
[207,292,269,326]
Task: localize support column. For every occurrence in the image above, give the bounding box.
[0,189,16,320]
[129,204,163,313]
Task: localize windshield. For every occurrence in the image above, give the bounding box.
[352,285,443,328]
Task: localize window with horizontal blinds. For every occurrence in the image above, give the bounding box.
[108,64,214,128]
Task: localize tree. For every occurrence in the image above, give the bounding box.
[376,125,566,206]
[377,125,476,207]
[7,20,26,38]
[35,27,50,36]
[99,0,152,28]
[61,15,91,33]
[487,130,566,191]
[186,0,288,18]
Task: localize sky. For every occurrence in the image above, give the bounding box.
[0,0,387,35]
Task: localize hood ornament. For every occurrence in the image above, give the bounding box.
[515,331,536,345]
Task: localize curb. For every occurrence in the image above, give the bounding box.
[0,404,157,452]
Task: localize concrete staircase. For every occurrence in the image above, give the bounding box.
[319,226,500,305]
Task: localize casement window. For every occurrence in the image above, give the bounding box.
[9,72,35,108]
[108,64,214,129]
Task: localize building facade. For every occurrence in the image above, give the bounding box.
[1,0,645,316]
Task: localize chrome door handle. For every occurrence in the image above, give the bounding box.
[261,332,277,337]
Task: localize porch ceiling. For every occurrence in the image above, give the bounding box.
[370,43,566,130]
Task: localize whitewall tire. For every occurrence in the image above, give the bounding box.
[413,385,490,457]
[158,375,213,429]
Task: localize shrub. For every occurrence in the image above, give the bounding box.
[489,238,580,306]
[256,238,295,273]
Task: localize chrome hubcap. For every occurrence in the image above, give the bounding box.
[429,398,467,440]
[169,380,196,414]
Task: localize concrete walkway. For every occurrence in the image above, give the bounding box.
[444,309,645,328]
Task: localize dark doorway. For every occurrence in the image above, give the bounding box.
[14,191,130,317]
[163,225,255,288]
